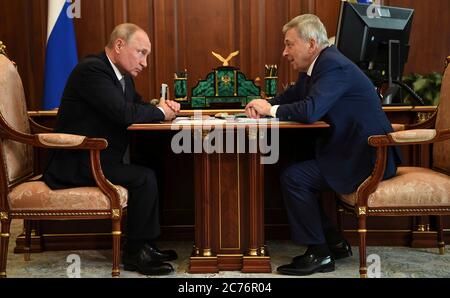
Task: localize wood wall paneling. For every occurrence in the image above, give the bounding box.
[1,0,449,108]
[74,0,106,57]
[128,0,153,99]
[0,0,47,110]
[386,0,450,74]
[314,0,341,38]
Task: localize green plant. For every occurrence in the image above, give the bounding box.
[402,72,442,105]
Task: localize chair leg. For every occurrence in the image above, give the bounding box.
[111,219,121,278]
[436,216,445,255]
[1,218,12,278]
[358,217,367,278]
[24,220,32,261]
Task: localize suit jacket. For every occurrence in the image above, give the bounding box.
[269,46,401,194]
[43,52,165,189]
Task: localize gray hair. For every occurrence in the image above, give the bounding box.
[283,14,329,47]
[106,23,144,48]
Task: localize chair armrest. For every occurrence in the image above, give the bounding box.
[28,117,53,133]
[369,128,450,147]
[37,133,87,147]
[0,124,107,150]
[36,134,121,209]
[389,129,436,143]
[35,133,107,150]
[88,149,123,211]
[37,134,121,210]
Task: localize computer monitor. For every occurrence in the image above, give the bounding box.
[335,1,414,104]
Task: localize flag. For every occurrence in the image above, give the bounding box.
[43,0,78,110]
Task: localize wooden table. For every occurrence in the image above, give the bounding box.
[129,119,329,273]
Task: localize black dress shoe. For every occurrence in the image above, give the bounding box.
[278,253,335,276]
[328,240,352,260]
[122,248,174,275]
[143,243,178,262]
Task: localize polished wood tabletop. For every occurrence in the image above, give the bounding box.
[128,120,330,131]
[27,105,437,118]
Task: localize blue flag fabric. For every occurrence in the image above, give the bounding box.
[43,0,78,110]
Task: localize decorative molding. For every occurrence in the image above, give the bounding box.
[111,209,120,219]
[11,212,110,217]
[358,207,367,215]
[260,246,266,256]
[203,249,212,257]
[0,212,8,220]
[0,41,6,56]
[369,208,450,213]
[417,224,426,232]
[248,248,258,256]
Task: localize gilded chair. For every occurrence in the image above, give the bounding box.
[337,57,450,278]
[0,46,127,278]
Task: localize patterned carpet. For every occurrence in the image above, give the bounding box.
[3,220,450,278]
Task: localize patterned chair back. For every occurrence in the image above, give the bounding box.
[0,54,34,187]
[433,57,450,174]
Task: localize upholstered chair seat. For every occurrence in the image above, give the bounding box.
[340,167,450,208]
[8,182,128,211]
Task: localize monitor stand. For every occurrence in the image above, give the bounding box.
[382,40,402,105]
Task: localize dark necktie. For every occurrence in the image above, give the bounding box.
[120,76,130,164]
[303,75,311,98]
[120,77,126,93]
[305,75,311,86]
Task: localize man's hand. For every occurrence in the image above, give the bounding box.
[245,99,272,119]
[158,98,178,120]
[166,99,181,114]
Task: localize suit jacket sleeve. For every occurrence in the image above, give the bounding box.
[268,74,304,106]
[275,64,351,123]
[77,60,164,126]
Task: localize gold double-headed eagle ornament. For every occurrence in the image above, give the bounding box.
[211,51,239,66]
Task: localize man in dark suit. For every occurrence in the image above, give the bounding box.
[246,14,401,275]
[43,23,180,275]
